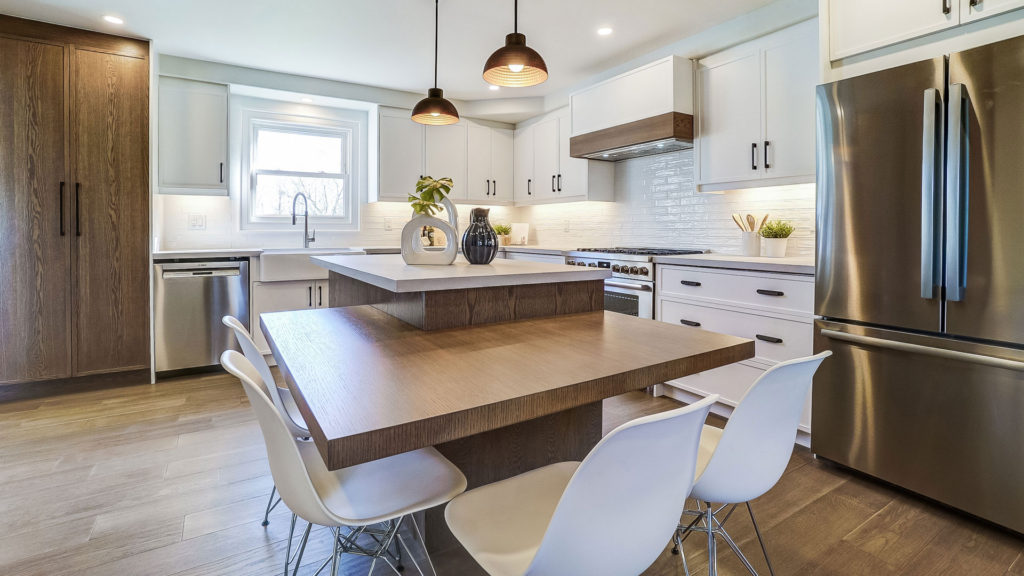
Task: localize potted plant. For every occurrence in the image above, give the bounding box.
[759,219,795,258]
[400,176,458,265]
[493,223,512,246]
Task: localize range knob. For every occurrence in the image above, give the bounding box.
[577,261,587,267]
[639,266,649,275]
[588,262,598,267]
[566,260,575,266]
[611,265,621,272]
[629,266,640,274]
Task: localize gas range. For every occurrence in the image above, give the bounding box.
[565,247,707,282]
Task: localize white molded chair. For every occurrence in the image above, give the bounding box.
[221,350,467,576]
[675,351,832,576]
[444,394,719,576]
[223,315,309,527]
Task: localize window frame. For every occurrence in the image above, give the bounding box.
[238,104,363,231]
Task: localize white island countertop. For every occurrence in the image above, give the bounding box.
[652,253,815,275]
[313,254,610,293]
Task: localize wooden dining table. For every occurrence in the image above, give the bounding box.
[261,303,753,554]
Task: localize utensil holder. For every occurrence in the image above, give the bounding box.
[742,232,761,257]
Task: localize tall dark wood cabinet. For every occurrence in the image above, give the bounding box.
[0,16,150,385]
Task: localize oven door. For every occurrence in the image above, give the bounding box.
[603,280,654,319]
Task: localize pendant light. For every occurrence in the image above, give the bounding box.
[482,0,548,87]
[412,0,460,125]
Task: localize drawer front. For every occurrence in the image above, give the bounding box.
[660,299,812,363]
[667,361,764,407]
[658,265,813,313]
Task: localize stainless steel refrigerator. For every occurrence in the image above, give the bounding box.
[814,35,1024,533]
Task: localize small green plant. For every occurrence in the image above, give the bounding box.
[760,219,795,239]
[408,176,453,217]
[493,223,512,236]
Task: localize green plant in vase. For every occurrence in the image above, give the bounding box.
[759,219,795,258]
[492,223,512,246]
[409,176,453,216]
[401,176,458,265]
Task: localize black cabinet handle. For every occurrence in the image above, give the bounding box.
[527,178,532,195]
[751,142,758,170]
[764,141,771,169]
[493,180,497,196]
[969,0,980,6]
[59,182,65,236]
[308,286,313,307]
[318,285,323,307]
[942,0,951,13]
[75,183,81,237]
[551,175,556,192]
[679,319,702,327]
[557,174,562,192]
[219,162,224,183]
[486,179,491,196]
[756,289,785,297]
[756,334,784,344]
[680,280,702,287]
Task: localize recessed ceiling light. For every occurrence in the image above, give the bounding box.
[489,85,500,91]
[103,15,124,24]
[597,27,613,36]
[602,154,610,158]
[300,97,313,103]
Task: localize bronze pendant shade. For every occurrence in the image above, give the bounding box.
[483,1,548,87]
[413,0,459,125]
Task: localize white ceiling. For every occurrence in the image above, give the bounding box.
[0,0,778,100]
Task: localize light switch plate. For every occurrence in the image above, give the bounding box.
[188,213,207,231]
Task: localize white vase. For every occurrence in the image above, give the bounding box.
[741,232,761,257]
[763,237,789,258]
[401,198,459,265]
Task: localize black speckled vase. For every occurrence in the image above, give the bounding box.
[461,208,499,264]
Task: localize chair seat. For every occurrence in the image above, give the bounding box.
[445,461,580,576]
[279,385,309,430]
[298,440,467,526]
[695,424,724,481]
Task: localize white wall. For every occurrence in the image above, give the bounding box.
[517,150,815,256]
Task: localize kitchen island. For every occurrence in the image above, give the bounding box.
[261,255,754,553]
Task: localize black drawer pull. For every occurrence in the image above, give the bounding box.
[679,319,702,327]
[756,334,783,344]
[756,289,784,297]
[681,280,702,287]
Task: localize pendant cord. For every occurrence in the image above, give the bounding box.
[433,0,439,88]
[514,0,518,33]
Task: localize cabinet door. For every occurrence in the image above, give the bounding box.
[763,22,818,180]
[466,122,492,201]
[378,111,423,201]
[961,0,1024,21]
[829,0,958,61]
[158,77,227,194]
[558,108,587,199]
[532,117,560,200]
[513,125,535,203]
[425,123,468,200]
[72,48,150,375]
[698,51,762,185]
[490,128,513,202]
[0,38,70,383]
[251,281,315,353]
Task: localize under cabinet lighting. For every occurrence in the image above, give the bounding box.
[300,97,313,103]
[103,15,124,24]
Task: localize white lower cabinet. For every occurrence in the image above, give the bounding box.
[252,279,330,355]
[656,264,815,431]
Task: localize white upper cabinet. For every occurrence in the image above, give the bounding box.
[961,0,1024,22]
[829,0,959,61]
[376,107,424,202]
[513,124,535,203]
[467,121,513,204]
[532,116,561,202]
[425,123,468,201]
[158,77,228,195]
[515,107,613,205]
[697,20,817,191]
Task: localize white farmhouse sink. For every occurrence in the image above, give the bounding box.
[260,248,365,282]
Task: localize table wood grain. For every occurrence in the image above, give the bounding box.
[261,306,753,471]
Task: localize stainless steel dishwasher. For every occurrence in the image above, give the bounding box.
[154,258,250,372]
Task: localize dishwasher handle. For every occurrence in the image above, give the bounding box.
[161,269,241,279]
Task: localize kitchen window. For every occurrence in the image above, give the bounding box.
[239,102,365,230]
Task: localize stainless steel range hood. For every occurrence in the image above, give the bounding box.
[569,112,694,161]
[568,56,694,162]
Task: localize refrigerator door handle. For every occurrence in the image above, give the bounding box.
[945,83,968,302]
[820,329,1024,372]
[921,88,942,299]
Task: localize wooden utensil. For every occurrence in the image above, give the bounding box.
[732,214,748,231]
[759,214,770,232]
[746,214,757,233]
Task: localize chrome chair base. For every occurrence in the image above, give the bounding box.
[283,513,437,576]
[263,485,282,527]
[673,500,776,576]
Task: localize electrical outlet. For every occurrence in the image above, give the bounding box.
[384,217,393,231]
[563,219,571,233]
[188,213,207,231]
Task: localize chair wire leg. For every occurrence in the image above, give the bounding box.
[396,533,427,576]
[263,485,279,526]
[283,514,297,576]
[747,502,776,576]
[410,513,438,576]
[331,527,341,576]
[706,502,717,576]
[717,526,759,576]
[674,530,691,576]
[289,522,313,576]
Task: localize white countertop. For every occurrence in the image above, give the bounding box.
[652,253,815,275]
[500,245,576,256]
[153,248,264,260]
[312,254,610,293]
